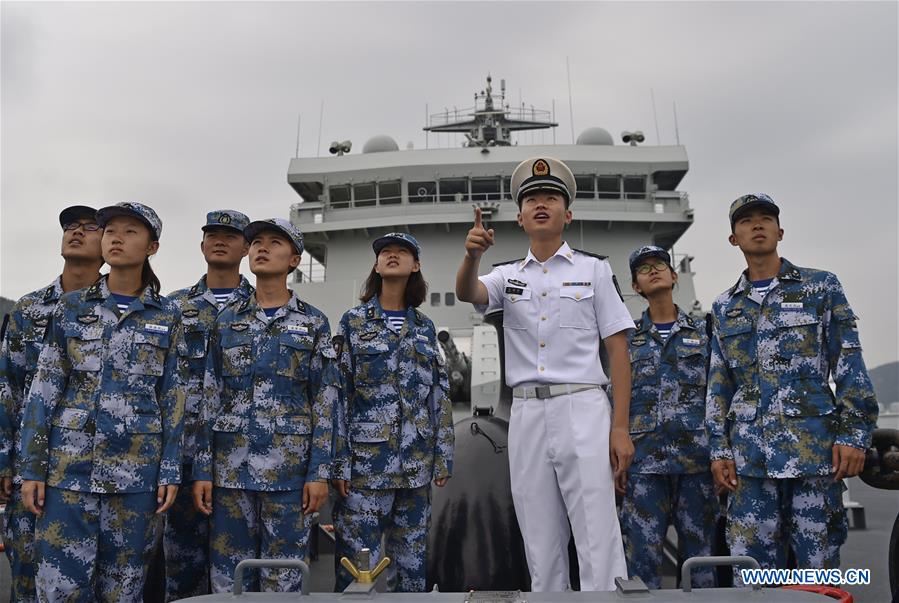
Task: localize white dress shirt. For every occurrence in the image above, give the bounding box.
[478,241,634,388]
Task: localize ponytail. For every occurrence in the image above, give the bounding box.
[141,258,161,294]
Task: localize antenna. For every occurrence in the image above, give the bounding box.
[673,100,681,145]
[316,99,324,158]
[295,113,301,158]
[552,98,556,145]
[425,103,429,149]
[650,88,661,145]
[566,56,575,144]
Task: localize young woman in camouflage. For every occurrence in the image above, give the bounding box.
[191,218,337,594]
[331,232,454,592]
[18,202,186,602]
[618,245,717,589]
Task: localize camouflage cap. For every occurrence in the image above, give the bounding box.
[510,156,577,206]
[58,205,98,228]
[729,193,779,226]
[96,202,162,240]
[202,209,250,234]
[629,245,672,278]
[244,217,304,255]
[372,232,421,260]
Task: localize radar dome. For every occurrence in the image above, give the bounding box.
[363,135,400,153]
[576,127,614,146]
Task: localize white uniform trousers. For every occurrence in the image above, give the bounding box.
[508,387,627,591]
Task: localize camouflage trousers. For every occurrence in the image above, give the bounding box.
[333,485,431,593]
[619,472,717,589]
[727,476,847,584]
[209,487,311,594]
[33,487,158,603]
[163,467,210,601]
[4,486,37,603]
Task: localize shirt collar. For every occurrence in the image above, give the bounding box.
[518,241,575,271]
[729,257,801,297]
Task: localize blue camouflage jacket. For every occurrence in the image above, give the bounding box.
[194,292,338,491]
[628,307,710,474]
[18,276,186,492]
[706,258,878,478]
[332,297,454,490]
[0,277,64,483]
[168,275,254,472]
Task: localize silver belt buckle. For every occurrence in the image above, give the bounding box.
[535,385,552,399]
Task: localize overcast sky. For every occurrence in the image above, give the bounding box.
[2,1,897,369]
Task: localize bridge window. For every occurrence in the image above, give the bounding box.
[409,181,436,203]
[353,183,376,207]
[575,175,595,199]
[624,176,647,200]
[329,185,350,209]
[471,178,501,202]
[379,180,401,205]
[439,178,468,203]
[597,176,620,199]
[503,177,512,200]
[430,292,441,306]
[444,292,456,306]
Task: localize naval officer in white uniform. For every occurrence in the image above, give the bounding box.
[455,157,634,591]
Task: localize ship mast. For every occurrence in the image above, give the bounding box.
[424,75,557,147]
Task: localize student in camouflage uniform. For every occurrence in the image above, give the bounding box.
[331,232,454,593]
[163,210,253,601]
[18,202,186,602]
[0,205,104,603]
[618,245,716,589]
[192,217,337,594]
[707,193,878,581]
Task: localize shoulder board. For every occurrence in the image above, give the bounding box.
[0,313,9,343]
[188,284,201,297]
[295,300,307,315]
[492,258,524,268]
[237,298,251,313]
[572,249,608,261]
[42,285,56,302]
[413,309,426,325]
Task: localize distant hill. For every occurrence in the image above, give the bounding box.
[870,361,899,406]
[0,296,14,320]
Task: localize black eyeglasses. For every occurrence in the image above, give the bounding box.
[635,260,669,275]
[63,222,102,232]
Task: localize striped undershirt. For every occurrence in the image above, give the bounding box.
[111,293,137,313]
[210,287,235,309]
[383,309,406,332]
[752,278,774,299]
[654,321,675,340]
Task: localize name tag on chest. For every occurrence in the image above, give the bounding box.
[682,338,701,346]
[781,302,804,310]
[145,324,168,334]
[287,324,309,335]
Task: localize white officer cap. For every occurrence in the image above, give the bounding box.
[510,157,577,207]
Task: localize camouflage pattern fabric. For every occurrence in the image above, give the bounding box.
[162,275,252,601]
[620,473,717,589]
[18,275,186,492]
[627,307,710,474]
[209,487,311,593]
[0,277,64,603]
[727,476,847,583]
[193,291,337,489]
[33,486,158,602]
[333,485,431,592]
[706,258,878,477]
[332,297,454,490]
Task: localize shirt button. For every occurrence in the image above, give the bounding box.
[540,341,546,348]
[543,268,548,274]
[575,293,581,300]
[541,291,547,297]
[539,366,545,371]
[541,316,547,321]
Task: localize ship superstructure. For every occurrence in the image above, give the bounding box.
[286,76,699,338]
